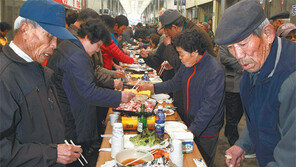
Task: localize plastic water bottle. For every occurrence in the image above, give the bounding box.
[143,71,149,81]
[155,105,165,139]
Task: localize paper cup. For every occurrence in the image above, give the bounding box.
[110,114,119,126]
[111,123,124,158]
[170,139,183,157]
[169,155,183,167]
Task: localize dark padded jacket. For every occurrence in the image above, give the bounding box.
[51,39,121,143]
[0,45,65,167]
[154,52,224,138]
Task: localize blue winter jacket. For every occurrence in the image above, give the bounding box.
[52,39,121,143]
[154,52,225,137]
[236,37,296,167]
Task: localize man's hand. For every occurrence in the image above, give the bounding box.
[140,49,149,58]
[133,58,138,63]
[113,64,123,70]
[114,79,123,90]
[225,145,246,167]
[121,91,135,103]
[114,70,126,78]
[122,48,129,55]
[137,82,154,93]
[163,35,172,46]
[162,61,174,70]
[56,144,82,164]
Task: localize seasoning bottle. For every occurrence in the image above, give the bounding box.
[143,71,149,81]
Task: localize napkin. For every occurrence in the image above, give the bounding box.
[101,160,116,167]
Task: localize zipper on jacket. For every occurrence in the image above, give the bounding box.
[186,66,196,125]
[35,86,54,143]
[186,52,205,126]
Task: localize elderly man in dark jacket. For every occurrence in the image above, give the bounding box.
[139,29,224,167]
[216,1,296,166]
[0,0,82,166]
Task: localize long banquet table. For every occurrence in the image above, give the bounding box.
[96,108,207,167]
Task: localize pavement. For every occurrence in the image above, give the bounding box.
[214,115,258,167]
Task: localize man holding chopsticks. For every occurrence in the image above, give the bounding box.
[0,0,82,166]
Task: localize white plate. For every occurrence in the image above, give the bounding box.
[154,108,174,116]
[165,121,187,133]
[149,77,162,84]
[151,94,170,101]
[109,134,169,150]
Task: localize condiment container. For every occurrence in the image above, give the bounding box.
[169,131,194,153]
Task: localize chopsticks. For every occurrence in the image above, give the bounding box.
[64,140,88,166]
[131,79,141,90]
[158,64,165,76]
[193,158,206,167]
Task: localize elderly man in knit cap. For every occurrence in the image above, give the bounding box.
[215,0,296,167]
[0,0,82,166]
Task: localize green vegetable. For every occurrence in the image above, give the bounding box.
[129,129,164,147]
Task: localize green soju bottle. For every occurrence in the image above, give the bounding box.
[137,103,147,133]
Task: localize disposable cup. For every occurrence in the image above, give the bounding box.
[111,123,124,158]
[170,139,183,157]
[169,155,183,167]
[110,114,119,126]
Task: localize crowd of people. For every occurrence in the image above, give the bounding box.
[0,0,295,167]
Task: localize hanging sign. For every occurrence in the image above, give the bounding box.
[53,0,86,10]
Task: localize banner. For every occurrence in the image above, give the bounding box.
[53,0,86,10]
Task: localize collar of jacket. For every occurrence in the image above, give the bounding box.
[247,37,279,85]
[192,51,208,68]
[184,19,195,30]
[68,24,79,37]
[2,44,54,85]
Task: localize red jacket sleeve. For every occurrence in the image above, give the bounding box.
[106,40,134,64]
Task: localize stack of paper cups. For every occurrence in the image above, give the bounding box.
[111,123,124,158]
[169,139,183,167]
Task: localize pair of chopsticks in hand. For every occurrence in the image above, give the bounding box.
[64,140,88,166]
[131,79,141,91]
[158,61,168,76]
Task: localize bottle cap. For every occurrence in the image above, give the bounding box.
[158,105,163,110]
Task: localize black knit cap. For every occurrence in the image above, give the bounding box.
[269,11,290,20]
[159,9,182,30]
[215,0,266,45]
